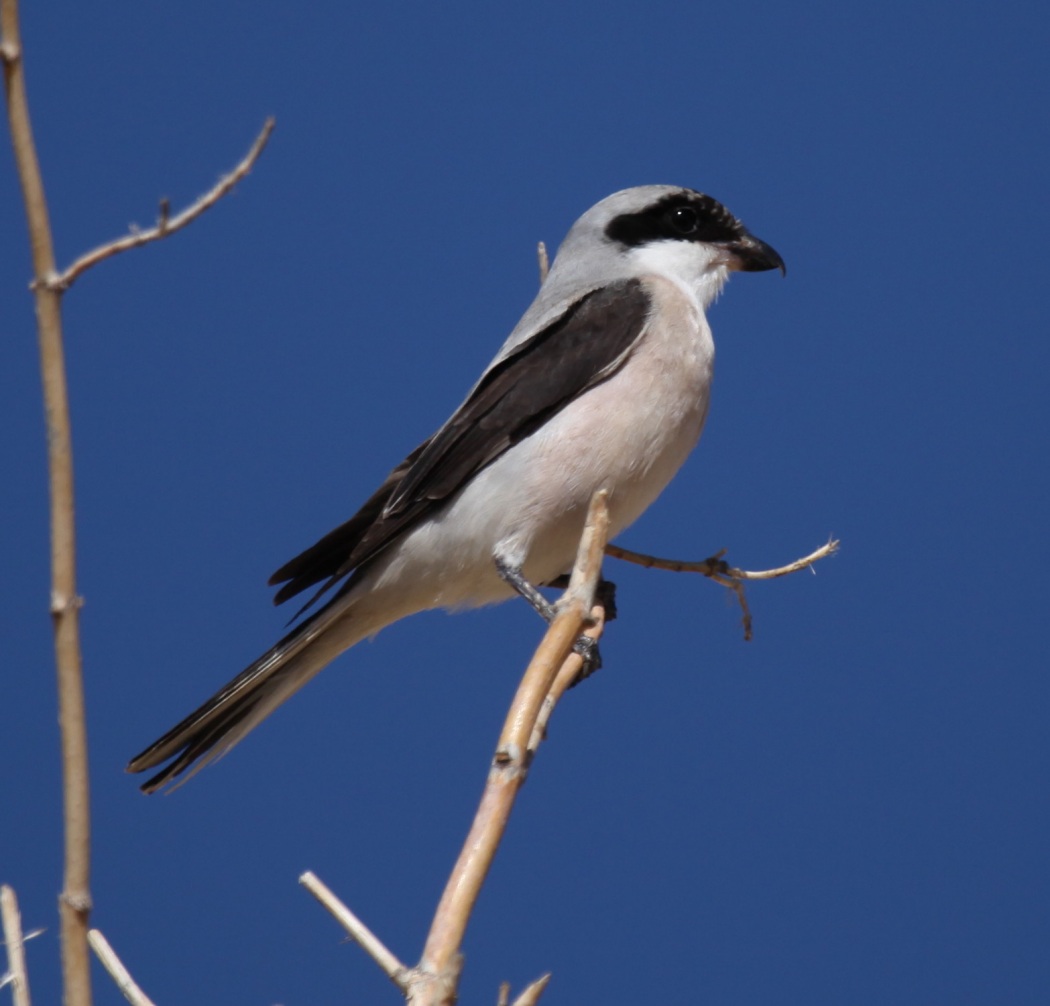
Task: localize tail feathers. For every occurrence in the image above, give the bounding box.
[134,691,265,793]
[128,598,358,793]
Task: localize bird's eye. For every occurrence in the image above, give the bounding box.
[669,206,699,235]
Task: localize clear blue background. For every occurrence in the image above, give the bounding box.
[3,2,1048,1004]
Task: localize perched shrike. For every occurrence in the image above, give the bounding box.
[128,185,784,792]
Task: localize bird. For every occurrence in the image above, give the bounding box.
[128,185,784,792]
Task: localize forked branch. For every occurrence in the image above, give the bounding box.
[3,3,275,1004]
[3,1,91,1001]
[606,538,839,640]
[302,491,612,1006]
[48,117,275,291]
[419,491,610,996]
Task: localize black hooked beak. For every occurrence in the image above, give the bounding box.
[726,231,786,276]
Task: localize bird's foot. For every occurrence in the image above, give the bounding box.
[570,634,602,685]
[496,559,612,683]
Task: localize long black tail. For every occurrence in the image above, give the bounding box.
[127,595,360,792]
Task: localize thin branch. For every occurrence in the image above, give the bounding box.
[299,872,409,990]
[416,491,610,1004]
[49,117,275,291]
[528,604,605,754]
[606,538,838,580]
[606,538,838,640]
[729,538,839,580]
[2,4,92,1005]
[87,931,157,1006]
[1,886,32,1006]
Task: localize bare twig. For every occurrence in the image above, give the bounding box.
[1,886,32,1006]
[417,491,610,1004]
[606,538,838,640]
[2,4,92,1004]
[49,117,275,291]
[606,538,838,581]
[299,872,409,990]
[87,931,157,1006]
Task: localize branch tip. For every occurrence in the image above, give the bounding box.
[510,973,552,1006]
[299,871,408,989]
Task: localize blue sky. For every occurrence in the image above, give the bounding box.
[2,2,1048,1004]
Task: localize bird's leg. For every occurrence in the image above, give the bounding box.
[495,557,556,622]
[494,558,605,678]
[544,575,618,685]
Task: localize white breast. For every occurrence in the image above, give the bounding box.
[506,272,715,574]
[354,271,716,621]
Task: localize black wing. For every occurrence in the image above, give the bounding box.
[269,278,652,610]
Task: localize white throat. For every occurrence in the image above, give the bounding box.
[625,239,731,311]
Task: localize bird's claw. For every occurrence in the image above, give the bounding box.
[570,634,602,685]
